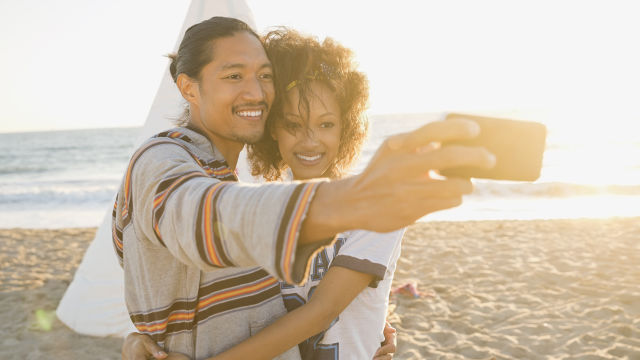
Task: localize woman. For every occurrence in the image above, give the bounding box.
[227,28,404,359]
[124,28,401,360]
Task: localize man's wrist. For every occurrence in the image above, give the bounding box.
[299,176,358,243]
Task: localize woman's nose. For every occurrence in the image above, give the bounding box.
[300,128,320,145]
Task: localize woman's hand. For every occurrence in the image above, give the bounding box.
[373,321,397,359]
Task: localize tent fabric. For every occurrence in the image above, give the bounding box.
[56,0,258,338]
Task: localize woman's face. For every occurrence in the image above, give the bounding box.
[272,81,342,180]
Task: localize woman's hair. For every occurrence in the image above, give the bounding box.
[167,16,260,126]
[248,28,370,180]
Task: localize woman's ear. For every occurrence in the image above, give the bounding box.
[176,73,199,106]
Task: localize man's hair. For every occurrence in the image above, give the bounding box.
[248,28,370,181]
[168,16,260,126]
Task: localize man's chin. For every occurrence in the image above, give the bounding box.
[233,131,264,145]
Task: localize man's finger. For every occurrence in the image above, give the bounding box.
[417,145,496,172]
[164,353,191,360]
[391,146,494,181]
[386,118,480,152]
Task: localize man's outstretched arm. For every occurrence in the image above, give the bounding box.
[300,117,495,243]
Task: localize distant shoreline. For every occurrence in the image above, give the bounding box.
[0,125,143,136]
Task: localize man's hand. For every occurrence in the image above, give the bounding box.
[122,332,167,360]
[373,321,397,359]
[303,118,496,240]
[165,354,191,360]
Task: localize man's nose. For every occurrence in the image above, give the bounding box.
[242,76,266,101]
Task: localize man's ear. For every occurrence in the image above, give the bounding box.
[270,122,278,141]
[176,73,199,106]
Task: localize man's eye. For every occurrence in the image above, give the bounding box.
[260,73,274,80]
[225,74,241,80]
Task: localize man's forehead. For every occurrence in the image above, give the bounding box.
[219,62,272,71]
[209,32,270,68]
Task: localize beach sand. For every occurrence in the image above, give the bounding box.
[1,218,639,359]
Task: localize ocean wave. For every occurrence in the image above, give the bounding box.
[0,164,54,175]
[0,181,118,206]
[472,181,640,198]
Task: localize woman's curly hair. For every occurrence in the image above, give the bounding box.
[247,28,369,181]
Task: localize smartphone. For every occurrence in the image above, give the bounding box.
[439,113,547,181]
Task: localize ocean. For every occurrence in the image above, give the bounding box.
[1,114,639,229]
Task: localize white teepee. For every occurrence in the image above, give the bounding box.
[56,0,258,337]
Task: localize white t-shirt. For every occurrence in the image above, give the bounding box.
[280,228,404,359]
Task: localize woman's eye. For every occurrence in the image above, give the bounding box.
[225,74,241,80]
[284,121,301,130]
[260,72,274,80]
[320,122,335,129]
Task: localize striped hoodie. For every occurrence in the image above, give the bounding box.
[112,127,331,359]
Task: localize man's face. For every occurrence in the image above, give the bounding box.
[194,31,274,146]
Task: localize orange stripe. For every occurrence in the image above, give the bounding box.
[112,235,122,250]
[134,276,276,334]
[111,219,122,249]
[153,192,167,208]
[134,311,194,333]
[112,224,123,250]
[197,276,278,310]
[211,168,233,176]
[203,183,225,266]
[154,222,161,240]
[283,184,316,283]
[153,172,201,209]
[167,311,194,322]
[122,141,160,217]
[124,170,132,203]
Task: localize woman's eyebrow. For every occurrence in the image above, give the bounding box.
[318,112,338,118]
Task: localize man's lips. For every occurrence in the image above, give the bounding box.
[233,102,269,120]
[235,109,263,117]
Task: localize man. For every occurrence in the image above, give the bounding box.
[115,16,494,359]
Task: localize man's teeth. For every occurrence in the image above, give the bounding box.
[296,154,321,161]
[237,110,262,117]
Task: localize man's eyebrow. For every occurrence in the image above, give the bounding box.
[220,62,272,71]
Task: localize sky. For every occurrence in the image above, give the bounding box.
[1,0,640,134]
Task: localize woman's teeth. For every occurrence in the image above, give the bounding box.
[236,110,262,117]
[296,153,322,161]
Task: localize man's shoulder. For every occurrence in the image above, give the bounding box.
[129,127,235,182]
[137,127,197,148]
[133,127,216,161]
